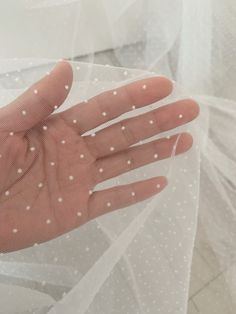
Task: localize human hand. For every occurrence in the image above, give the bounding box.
[0,61,199,252]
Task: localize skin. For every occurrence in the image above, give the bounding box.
[0,61,200,253]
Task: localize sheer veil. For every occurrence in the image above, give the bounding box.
[0,1,236,313]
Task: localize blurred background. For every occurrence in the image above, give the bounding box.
[0,1,236,313]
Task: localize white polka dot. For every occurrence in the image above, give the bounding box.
[89,190,93,195]
[58,197,63,203]
[26,205,31,211]
[43,125,48,131]
[9,132,14,136]
[113,91,117,96]
[131,192,136,197]
[142,84,147,90]
[132,105,136,110]
[5,190,10,196]
[166,135,171,139]
[154,154,159,159]
[50,161,55,166]
[110,146,115,152]
[80,154,84,159]
[149,120,154,124]
[30,147,36,152]
[12,228,18,233]
[91,133,96,137]
[121,125,126,131]
[102,112,107,116]
[22,110,27,116]
[69,175,74,181]
[46,219,51,224]
[77,211,82,217]
[179,114,183,119]
[127,160,132,165]
[107,202,111,207]
[65,85,69,90]
[156,184,161,189]
[38,182,43,188]
[73,119,77,124]
[99,168,104,173]
[17,168,23,174]
[54,105,58,110]
[34,89,38,94]
[61,140,66,144]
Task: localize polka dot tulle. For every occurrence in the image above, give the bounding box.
[0,60,201,314]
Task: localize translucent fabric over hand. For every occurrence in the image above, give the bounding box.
[0,1,236,313]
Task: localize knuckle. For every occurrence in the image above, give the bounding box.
[119,120,137,146]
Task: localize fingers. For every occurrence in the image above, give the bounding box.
[91,132,193,184]
[59,76,173,134]
[85,99,199,159]
[0,61,73,132]
[87,176,167,221]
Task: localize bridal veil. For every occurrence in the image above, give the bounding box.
[0,1,236,313]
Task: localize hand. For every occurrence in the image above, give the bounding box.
[0,61,199,252]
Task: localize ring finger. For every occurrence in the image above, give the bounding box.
[91,132,193,184]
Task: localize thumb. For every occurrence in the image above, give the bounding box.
[0,61,73,132]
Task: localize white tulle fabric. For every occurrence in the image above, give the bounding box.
[0,1,236,313]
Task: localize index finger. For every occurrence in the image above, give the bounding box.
[59,76,173,134]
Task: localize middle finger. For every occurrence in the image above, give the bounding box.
[85,98,199,159]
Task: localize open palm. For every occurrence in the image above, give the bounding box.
[0,62,199,252]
